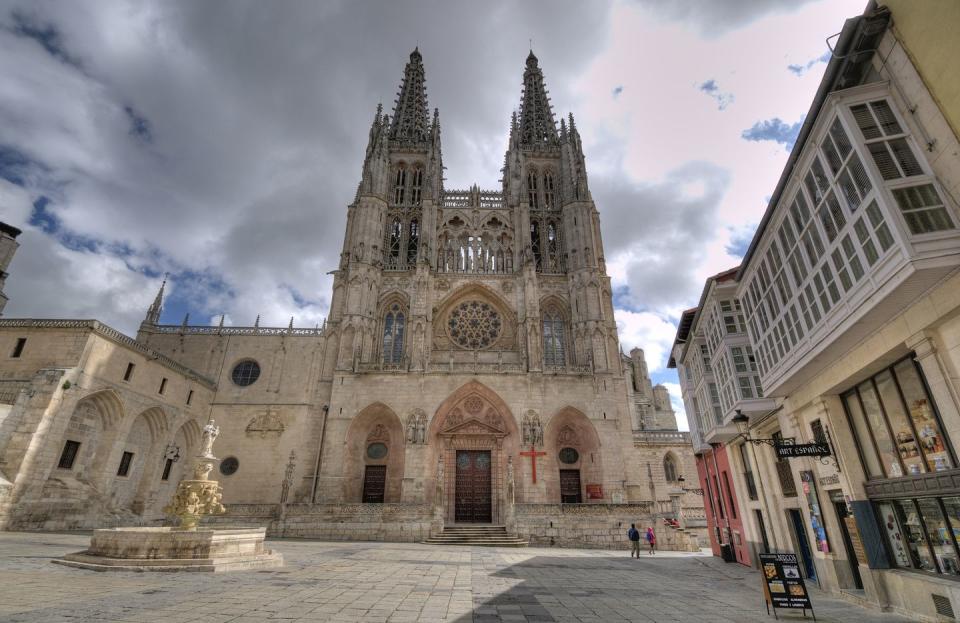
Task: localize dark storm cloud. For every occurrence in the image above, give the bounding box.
[592,161,730,310]
[741,117,803,149]
[632,0,818,36]
[0,0,611,333]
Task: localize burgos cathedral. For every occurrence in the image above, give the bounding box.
[0,50,705,549]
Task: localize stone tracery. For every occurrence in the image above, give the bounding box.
[447,301,502,350]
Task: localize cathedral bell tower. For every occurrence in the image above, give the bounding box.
[329,48,443,371]
[502,51,619,373]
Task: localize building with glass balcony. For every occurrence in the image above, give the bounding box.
[672,2,960,618]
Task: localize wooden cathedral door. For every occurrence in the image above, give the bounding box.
[455,450,492,522]
[560,469,582,503]
[362,465,386,503]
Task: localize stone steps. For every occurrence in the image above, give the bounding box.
[423,525,528,547]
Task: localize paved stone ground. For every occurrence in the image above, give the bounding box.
[0,532,912,622]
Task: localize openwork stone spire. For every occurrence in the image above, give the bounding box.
[518,51,559,147]
[389,48,430,143]
[144,275,166,325]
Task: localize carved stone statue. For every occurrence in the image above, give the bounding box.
[416,413,427,444]
[406,414,417,443]
[522,410,543,447]
[280,450,296,504]
[200,420,220,459]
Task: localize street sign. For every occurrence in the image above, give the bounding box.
[760,553,815,620]
[774,443,831,459]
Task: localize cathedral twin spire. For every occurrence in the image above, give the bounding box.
[389,48,430,143]
[518,51,560,147]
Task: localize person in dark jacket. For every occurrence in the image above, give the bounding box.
[627,523,641,558]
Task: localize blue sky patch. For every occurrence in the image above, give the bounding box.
[698,79,733,110]
[124,106,153,143]
[10,11,82,69]
[725,225,757,258]
[788,51,831,76]
[741,117,803,150]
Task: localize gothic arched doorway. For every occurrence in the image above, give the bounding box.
[343,403,406,503]
[545,407,603,503]
[430,382,519,524]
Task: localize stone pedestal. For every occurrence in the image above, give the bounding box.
[52,527,283,572]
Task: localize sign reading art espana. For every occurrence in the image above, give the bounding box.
[774,442,831,459]
[759,553,814,619]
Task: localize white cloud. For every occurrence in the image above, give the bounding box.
[0,0,869,394]
[614,308,678,374]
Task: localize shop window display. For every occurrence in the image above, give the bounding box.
[842,355,954,480]
[894,500,937,572]
[916,498,960,575]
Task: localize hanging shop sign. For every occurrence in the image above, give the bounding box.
[774,443,831,459]
[760,553,814,618]
[586,484,603,500]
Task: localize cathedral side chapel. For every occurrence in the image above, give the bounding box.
[0,49,705,549]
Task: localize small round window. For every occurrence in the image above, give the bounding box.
[367,443,388,460]
[231,360,261,387]
[220,456,239,476]
[558,447,579,464]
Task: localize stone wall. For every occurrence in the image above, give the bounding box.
[204,503,434,543]
[514,503,700,551]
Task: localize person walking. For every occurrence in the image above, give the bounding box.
[646,527,656,555]
[627,523,641,558]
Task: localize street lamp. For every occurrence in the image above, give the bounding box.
[676,475,704,496]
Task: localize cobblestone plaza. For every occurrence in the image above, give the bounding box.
[0,532,910,622]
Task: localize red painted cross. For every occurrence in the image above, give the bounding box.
[520,444,547,483]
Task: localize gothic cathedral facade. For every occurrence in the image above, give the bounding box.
[0,50,704,548]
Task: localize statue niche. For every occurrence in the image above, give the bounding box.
[522,410,543,447]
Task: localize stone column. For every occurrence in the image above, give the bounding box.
[906,331,960,450]
[431,454,444,535]
[505,456,517,534]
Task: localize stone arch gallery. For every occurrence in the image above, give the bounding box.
[0,49,704,550]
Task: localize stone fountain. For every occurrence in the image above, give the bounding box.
[53,420,283,572]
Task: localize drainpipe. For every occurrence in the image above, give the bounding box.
[310,404,330,503]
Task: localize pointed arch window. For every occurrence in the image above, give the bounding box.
[394,166,407,205]
[544,171,555,209]
[547,221,559,271]
[382,303,405,365]
[527,170,539,209]
[530,219,542,270]
[406,218,419,265]
[664,454,679,483]
[387,217,402,265]
[410,167,423,205]
[542,309,566,367]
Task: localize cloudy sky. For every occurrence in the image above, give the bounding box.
[0,0,867,429]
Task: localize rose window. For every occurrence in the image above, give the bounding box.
[448,301,501,349]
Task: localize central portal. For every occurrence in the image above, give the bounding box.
[455,450,492,523]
